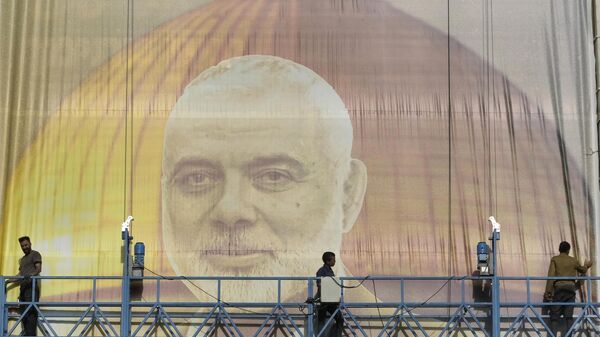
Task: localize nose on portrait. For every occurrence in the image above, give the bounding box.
[209,182,257,228]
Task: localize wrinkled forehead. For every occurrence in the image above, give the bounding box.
[164,87,353,159]
[167,92,350,134]
[166,115,347,137]
[163,114,352,170]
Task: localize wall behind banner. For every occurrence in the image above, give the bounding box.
[0,0,597,302]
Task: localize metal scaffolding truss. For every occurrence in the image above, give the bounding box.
[1,275,599,337]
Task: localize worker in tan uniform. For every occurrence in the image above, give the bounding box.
[544,241,593,337]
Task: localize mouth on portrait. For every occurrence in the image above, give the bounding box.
[201,249,275,270]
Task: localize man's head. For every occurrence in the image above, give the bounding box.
[322,251,336,267]
[559,241,571,254]
[18,236,31,255]
[161,55,367,300]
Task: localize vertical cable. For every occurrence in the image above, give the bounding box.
[123,0,134,232]
[486,0,492,217]
[591,0,600,290]
[482,0,488,219]
[490,0,498,217]
[446,0,453,311]
[123,0,130,221]
[129,0,134,232]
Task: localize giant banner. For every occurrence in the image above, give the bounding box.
[0,0,597,304]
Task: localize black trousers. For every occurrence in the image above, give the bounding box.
[549,288,576,337]
[317,303,342,337]
[19,281,40,337]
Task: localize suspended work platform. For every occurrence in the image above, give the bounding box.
[1,275,599,337]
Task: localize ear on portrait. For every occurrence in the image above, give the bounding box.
[342,158,367,233]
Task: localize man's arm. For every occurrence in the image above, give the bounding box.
[5,272,21,284]
[315,266,325,298]
[316,266,327,284]
[32,251,42,275]
[576,259,593,274]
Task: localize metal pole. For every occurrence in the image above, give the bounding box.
[307,280,314,337]
[491,230,500,337]
[591,0,600,301]
[121,227,132,337]
[0,277,5,336]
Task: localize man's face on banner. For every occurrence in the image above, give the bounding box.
[161,56,367,301]
[163,116,346,275]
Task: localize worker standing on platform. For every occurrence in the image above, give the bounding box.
[316,251,342,337]
[6,236,42,337]
[545,241,592,337]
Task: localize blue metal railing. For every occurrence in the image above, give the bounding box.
[1,275,598,337]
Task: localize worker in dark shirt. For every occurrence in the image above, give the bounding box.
[316,252,336,298]
[545,241,592,337]
[7,236,42,336]
[315,251,342,337]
